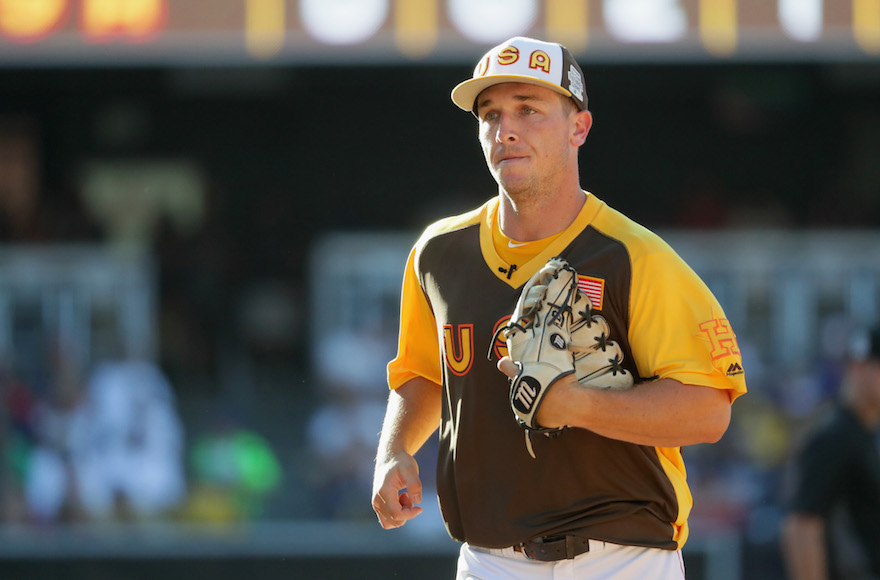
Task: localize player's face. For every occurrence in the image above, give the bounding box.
[475,82,583,200]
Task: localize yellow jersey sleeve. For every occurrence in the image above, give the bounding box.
[387,246,442,390]
[628,236,747,402]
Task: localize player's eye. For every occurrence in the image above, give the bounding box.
[482,111,499,122]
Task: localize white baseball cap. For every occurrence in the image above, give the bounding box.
[451,36,588,115]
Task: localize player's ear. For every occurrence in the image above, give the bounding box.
[571,110,592,147]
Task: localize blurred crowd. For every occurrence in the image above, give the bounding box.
[1,346,283,525]
[0,115,288,526]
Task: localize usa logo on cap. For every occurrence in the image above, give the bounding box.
[451,36,588,114]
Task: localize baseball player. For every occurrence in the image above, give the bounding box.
[372,36,747,579]
[781,325,880,580]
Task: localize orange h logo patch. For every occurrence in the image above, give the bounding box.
[698,318,740,360]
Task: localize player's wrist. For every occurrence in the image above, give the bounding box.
[534,374,581,428]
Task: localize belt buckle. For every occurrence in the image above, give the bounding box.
[517,536,589,561]
[519,536,563,561]
[516,541,542,561]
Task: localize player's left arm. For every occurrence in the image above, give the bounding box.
[530,372,730,446]
[496,357,729,446]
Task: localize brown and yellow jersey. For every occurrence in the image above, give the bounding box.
[388,193,746,551]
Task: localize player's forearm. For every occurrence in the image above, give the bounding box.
[377,377,442,460]
[781,515,827,580]
[540,377,731,447]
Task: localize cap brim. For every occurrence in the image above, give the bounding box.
[450,75,573,112]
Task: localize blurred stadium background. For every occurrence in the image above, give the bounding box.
[0,1,878,578]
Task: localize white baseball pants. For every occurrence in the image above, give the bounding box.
[457,541,686,580]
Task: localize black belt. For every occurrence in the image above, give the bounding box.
[513,536,591,561]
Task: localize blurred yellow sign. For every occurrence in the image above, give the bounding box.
[0,0,877,62]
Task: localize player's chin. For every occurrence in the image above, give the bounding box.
[496,169,526,184]
[498,178,539,202]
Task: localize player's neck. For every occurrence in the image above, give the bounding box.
[499,187,586,242]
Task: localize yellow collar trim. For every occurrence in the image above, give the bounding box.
[479,192,603,287]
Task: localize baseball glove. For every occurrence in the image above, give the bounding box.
[492,257,635,457]
[493,257,579,442]
[569,303,634,390]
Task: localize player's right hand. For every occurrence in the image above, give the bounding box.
[371,451,423,529]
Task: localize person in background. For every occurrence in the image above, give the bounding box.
[782,325,880,580]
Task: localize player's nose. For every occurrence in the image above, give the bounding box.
[495,113,519,144]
